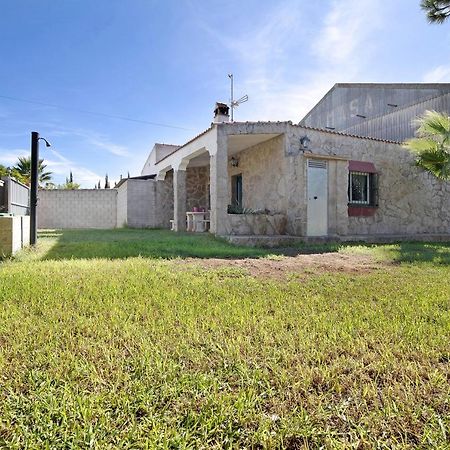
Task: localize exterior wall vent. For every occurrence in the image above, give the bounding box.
[308,159,327,169]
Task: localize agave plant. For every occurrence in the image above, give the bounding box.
[404,110,450,180]
[13,156,53,186]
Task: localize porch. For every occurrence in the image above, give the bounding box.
[155,122,291,237]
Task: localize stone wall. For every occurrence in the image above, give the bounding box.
[218,122,450,238]
[155,170,173,229]
[0,215,30,256]
[225,213,287,235]
[289,126,450,236]
[228,135,287,213]
[186,166,209,211]
[38,189,117,229]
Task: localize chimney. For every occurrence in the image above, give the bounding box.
[213,102,230,123]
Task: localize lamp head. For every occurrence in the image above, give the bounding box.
[38,137,51,147]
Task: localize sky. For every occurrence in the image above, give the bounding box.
[1,0,450,187]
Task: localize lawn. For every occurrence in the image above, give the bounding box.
[0,229,449,448]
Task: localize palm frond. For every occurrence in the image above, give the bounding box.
[421,0,450,23]
[404,137,441,153]
[415,110,450,142]
[406,110,450,180]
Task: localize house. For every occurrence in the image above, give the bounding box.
[140,100,450,244]
[37,84,449,242]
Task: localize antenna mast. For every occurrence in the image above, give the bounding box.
[228,73,248,122]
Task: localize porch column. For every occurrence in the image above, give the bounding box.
[173,169,187,231]
[209,132,228,235]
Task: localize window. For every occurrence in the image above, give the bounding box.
[231,174,242,208]
[348,171,378,207]
[349,172,370,204]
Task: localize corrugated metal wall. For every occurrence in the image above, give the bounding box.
[343,93,450,142]
[300,84,450,141]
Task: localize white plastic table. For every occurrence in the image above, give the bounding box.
[186,211,207,232]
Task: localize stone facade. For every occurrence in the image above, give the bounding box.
[186,166,210,211]
[155,170,174,229]
[225,213,287,235]
[228,135,286,213]
[141,121,449,240]
[296,127,450,236]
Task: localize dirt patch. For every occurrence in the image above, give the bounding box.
[183,252,386,280]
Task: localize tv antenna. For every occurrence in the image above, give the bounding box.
[228,73,248,121]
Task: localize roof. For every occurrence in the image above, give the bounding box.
[333,82,450,89]
[298,124,402,145]
[155,125,214,165]
[155,121,401,169]
[116,174,156,188]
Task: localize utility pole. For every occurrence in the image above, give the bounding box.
[30,132,39,246]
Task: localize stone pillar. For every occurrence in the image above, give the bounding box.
[335,159,349,236]
[209,132,229,235]
[173,169,187,231]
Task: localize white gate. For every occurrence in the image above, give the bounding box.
[307,159,328,236]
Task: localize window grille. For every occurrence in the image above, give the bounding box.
[349,172,370,204]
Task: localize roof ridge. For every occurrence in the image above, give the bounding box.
[296,124,402,145]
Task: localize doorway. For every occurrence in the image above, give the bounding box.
[306,159,328,236]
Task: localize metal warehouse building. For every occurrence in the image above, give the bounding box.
[300,83,450,142]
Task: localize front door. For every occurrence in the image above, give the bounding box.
[307,159,328,236]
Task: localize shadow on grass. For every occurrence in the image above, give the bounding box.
[379,241,450,265]
[38,229,276,260]
[36,229,450,264]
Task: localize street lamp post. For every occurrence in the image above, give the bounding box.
[30,131,50,246]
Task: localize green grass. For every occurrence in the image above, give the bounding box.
[0,229,449,448]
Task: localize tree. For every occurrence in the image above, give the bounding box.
[104,174,110,189]
[58,181,80,190]
[404,110,450,180]
[421,0,450,23]
[0,164,9,177]
[13,156,52,186]
[58,171,80,189]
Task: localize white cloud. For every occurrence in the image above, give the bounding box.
[46,149,102,186]
[423,64,450,83]
[201,0,387,122]
[0,149,29,166]
[48,127,130,157]
[0,148,102,187]
[314,0,382,65]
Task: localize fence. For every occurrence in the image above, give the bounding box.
[0,176,30,215]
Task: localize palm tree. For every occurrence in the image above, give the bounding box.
[421,0,450,23]
[404,110,450,180]
[13,156,52,186]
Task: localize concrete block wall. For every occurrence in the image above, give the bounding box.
[0,216,30,256]
[126,180,157,228]
[116,183,127,227]
[38,190,117,229]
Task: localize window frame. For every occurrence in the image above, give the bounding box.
[348,171,371,206]
[231,173,243,208]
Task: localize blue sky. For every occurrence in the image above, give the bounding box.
[1,0,450,187]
